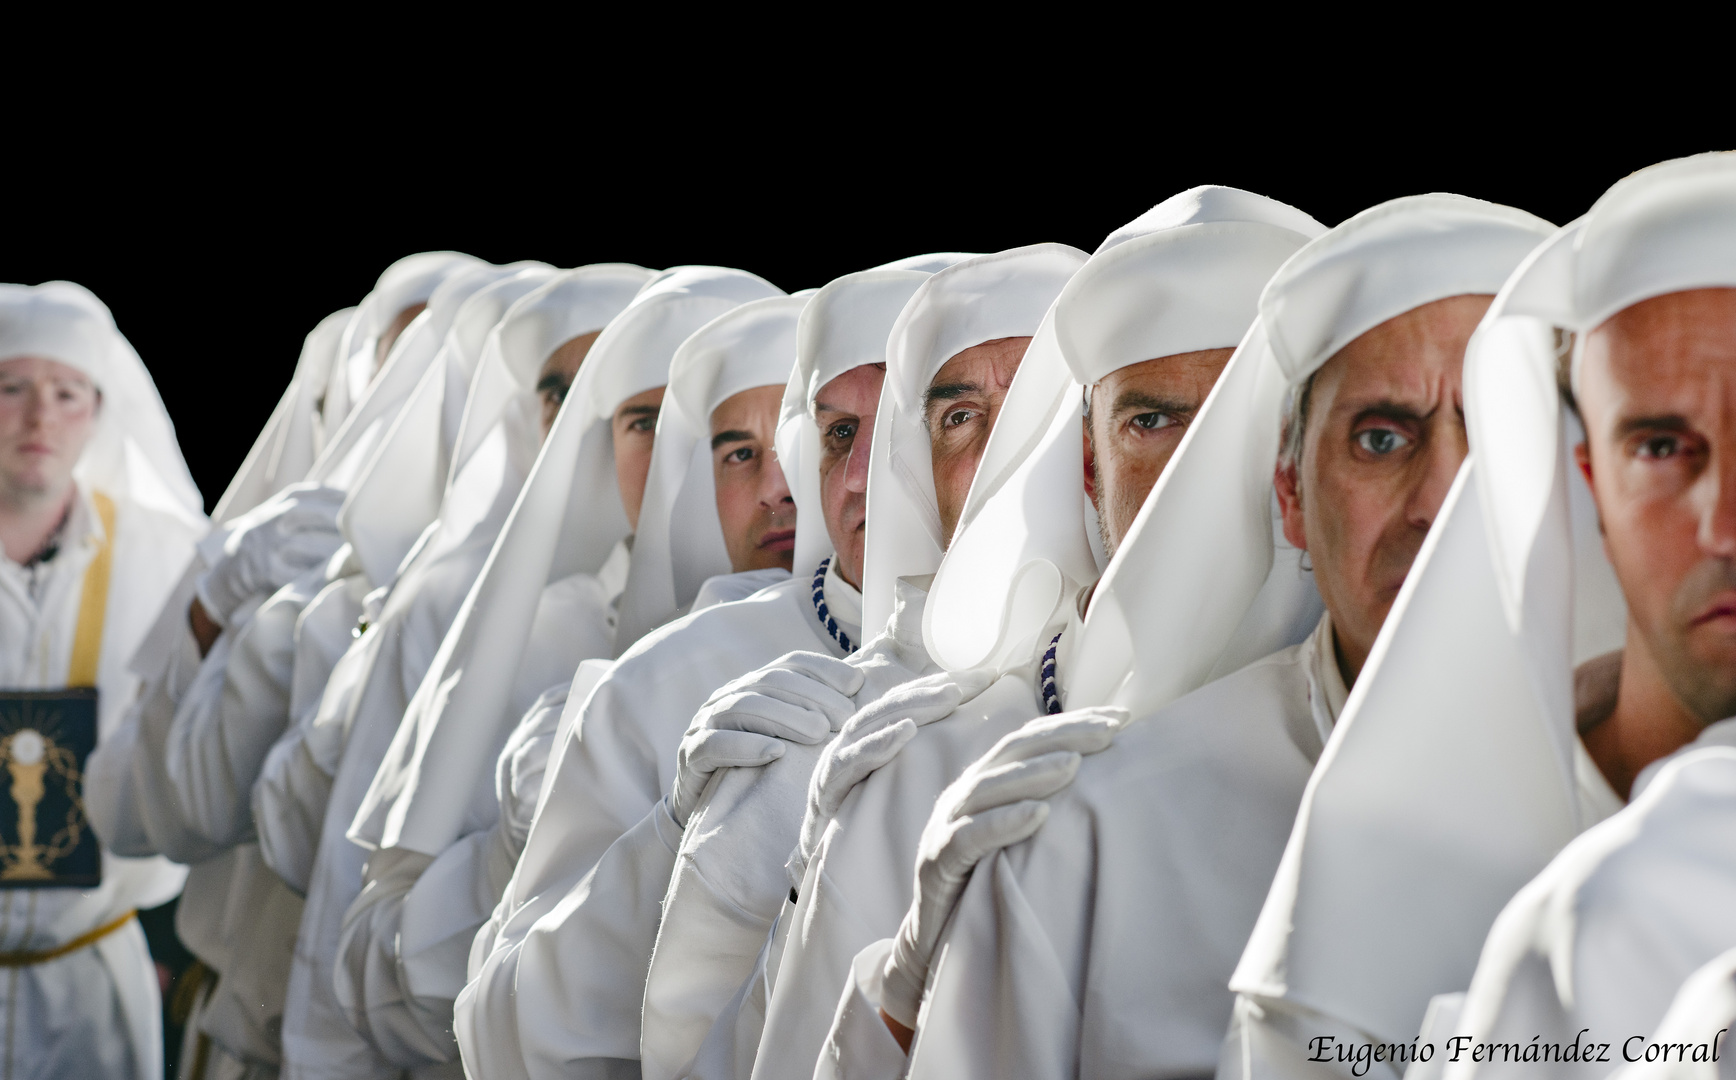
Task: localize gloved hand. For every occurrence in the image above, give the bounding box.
[786,667,998,890]
[878,706,1127,1028]
[668,651,866,827]
[198,484,346,626]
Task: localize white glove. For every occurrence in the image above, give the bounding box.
[669,651,866,827]
[786,668,998,890]
[198,484,346,625]
[878,706,1126,1028]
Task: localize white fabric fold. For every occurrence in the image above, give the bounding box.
[615,292,802,648]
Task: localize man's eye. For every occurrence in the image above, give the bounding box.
[725,447,754,464]
[1129,412,1175,432]
[1356,428,1411,455]
[944,408,976,428]
[630,416,656,432]
[828,422,856,440]
[1636,435,1682,460]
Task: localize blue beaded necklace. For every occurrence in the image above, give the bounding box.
[1040,631,1063,714]
[812,557,855,654]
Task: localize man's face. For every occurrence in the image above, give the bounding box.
[815,363,884,589]
[1085,348,1235,556]
[536,331,602,441]
[1576,287,1736,725]
[711,384,796,573]
[0,356,99,505]
[1276,294,1489,681]
[926,336,1030,545]
[612,386,665,532]
[374,302,427,377]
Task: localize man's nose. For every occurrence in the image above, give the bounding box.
[1697,448,1736,558]
[1406,424,1469,532]
[760,451,793,508]
[845,416,875,493]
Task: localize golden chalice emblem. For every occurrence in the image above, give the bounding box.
[0,719,83,882]
[3,730,50,880]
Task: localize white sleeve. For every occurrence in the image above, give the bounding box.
[162,577,304,849]
[254,615,376,892]
[903,855,1079,1080]
[813,938,910,1080]
[456,800,681,1080]
[86,618,205,858]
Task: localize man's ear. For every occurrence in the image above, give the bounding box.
[1573,441,1606,537]
[1081,415,1098,508]
[1274,459,1308,552]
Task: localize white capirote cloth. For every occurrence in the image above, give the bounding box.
[209,307,353,524]
[316,252,485,450]
[1413,152,1736,1080]
[456,271,895,1080]
[1228,176,1727,1069]
[634,267,941,1080]
[1,282,203,1080]
[790,188,1323,1080]
[638,245,1081,1080]
[455,569,862,1080]
[275,266,650,1080]
[336,262,563,588]
[858,243,1088,636]
[614,291,802,649]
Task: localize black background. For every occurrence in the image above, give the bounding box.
[2,95,1724,513]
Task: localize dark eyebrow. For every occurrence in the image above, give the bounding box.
[535,374,568,395]
[710,429,754,450]
[1112,390,1197,418]
[1613,414,1693,439]
[924,382,981,409]
[616,404,660,418]
[812,400,857,417]
[1349,400,1436,426]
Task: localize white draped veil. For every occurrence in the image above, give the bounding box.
[614,293,806,646]
[211,307,354,524]
[337,263,561,587]
[0,281,204,527]
[358,266,796,857]
[308,252,486,490]
[925,187,1325,677]
[592,268,785,650]
[345,264,660,855]
[1224,196,1582,1047]
[1437,152,1736,1055]
[777,270,936,582]
[859,244,1088,637]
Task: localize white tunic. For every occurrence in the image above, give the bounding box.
[452,564,839,1080]
[1609,945,1736,1080]
[252,567,371,895]
[642,576,929,1080]
[104,564,323,1078]
[330,557,627,1072]
[893,618,1342,1080]
[7,488,199,1080]
[750,630,1054,1080]
[1440,724,1736,1080]
[281,520,511,1080]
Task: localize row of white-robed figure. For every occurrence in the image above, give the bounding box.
[3,151,1731,1080]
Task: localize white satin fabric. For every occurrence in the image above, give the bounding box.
[1442,733,1736,1080]
[454,568,860,1080]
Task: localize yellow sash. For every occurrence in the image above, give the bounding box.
[67,492,115,688]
